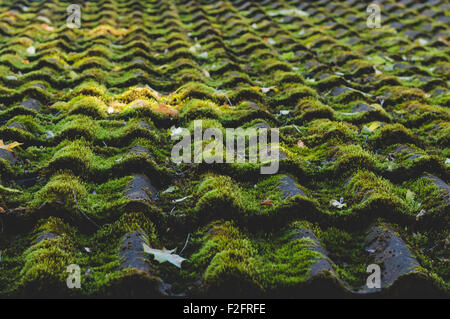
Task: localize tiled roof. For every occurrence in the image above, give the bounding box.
[0,0,448,298]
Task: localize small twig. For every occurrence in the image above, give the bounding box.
[170,206,176,214]
[73,191,99,228]
[179,233,191,256]
[226,95,233,107]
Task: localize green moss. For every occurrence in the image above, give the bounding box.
[190,222,261,296]
[369,123,416,147]
[31,172,87,211]
[71,80,107,98]
[35,216,76,236]
[18,218,77,296]
[93,212,157,246]
[85,176,133,220]
[293,97,334,123]
[404,177,449,217]
[328,145,376,175]
[378,86,427,106]
[6,115,44,134]
[259,236,319,289]
[55,114,99,141]
[316,75,346,90]
[195,175,244,220]
[19,236,75,296]
[0,158,13,179]
[273,70,304,86]
[314,226,370,287]
[68,96,108,118]
[305,119,357,146]
[270,84,317,107]
[345,170,408,216]
[116,86,158,103]
[49,139,94,176]
[169,82,224,105]
[180,99,220,121]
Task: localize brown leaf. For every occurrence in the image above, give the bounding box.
[261,198,273,207]
[41,24,55,31]
[155,104,178,117]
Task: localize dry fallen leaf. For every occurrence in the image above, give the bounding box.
[330,199,346,209]
[416,209,426,221]
[261,198,273,207]
[437,37,450,46]
[155,104,178,117]
[0,140,23,152]
[41,24,55,31]
[143,243,186,268]
[297,140,305,148]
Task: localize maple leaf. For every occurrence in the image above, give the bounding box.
[143,243,186,268]
[0,140,23,152]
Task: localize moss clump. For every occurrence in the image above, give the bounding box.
[169,82,224,105]
[93,212,157,247]
[305,119,357,146]
[190,222,261,296]
[293,97,334,123]
[404,177,449,220]
[81,213,159,297]
[85,176,133,221]
[258,236,319,290]
[314,226,370,287]
[71,80,107,98]
[180,99,220,121]
[31,172,87,211]
[19,218,77,297]
[345,170,407,217]
[378,86,427,106]
[270,84,317,107]
[273,70,304,86]
[369,123,416,147]
[55,115,99,141]
[195,175,244,220]
[116,86,158,103]
[0,158,13,180]
[35,216,76,237]
[6,115,44,134]
[316,75,347,90]
[398,101,450,126]
[328,145,376,175]
[19,236,76,296]
[68,96,108,118]
[49,139,93,176]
